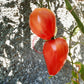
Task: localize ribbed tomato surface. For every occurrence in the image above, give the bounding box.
[29,8,56,40]
[43,37,68,75]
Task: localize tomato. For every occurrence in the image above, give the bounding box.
[29,8,56,40]
[43,37,68,76]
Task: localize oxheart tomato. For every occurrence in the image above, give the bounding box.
[43,37,68,76]
[29,8,56,40]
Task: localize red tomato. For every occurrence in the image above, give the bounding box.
[43,37,68,76]
[29,8,56,40]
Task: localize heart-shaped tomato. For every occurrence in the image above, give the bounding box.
[43,37,68,76]
[29,8,56,40]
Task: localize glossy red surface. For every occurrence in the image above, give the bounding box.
[29,8,56,40]
[43,37,68,75]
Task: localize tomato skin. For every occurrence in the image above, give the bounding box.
[29,8,56,40]
[43,37,68,76]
